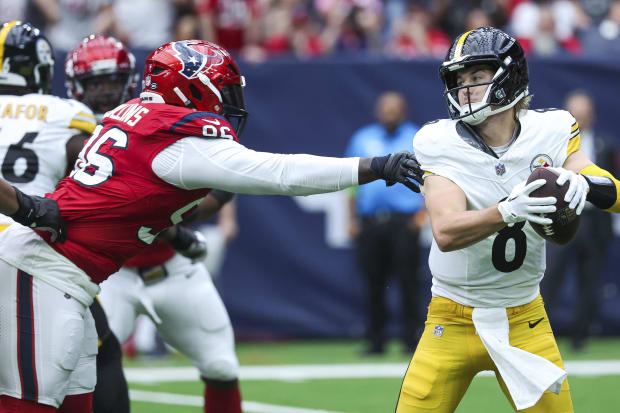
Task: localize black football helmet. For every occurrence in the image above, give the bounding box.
[0,21,54,94]
[438,27,529,125]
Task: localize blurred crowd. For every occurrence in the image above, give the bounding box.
[3,0,620,62]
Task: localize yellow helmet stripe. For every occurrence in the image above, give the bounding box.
[454,30,473,59]
[0,21,18,73]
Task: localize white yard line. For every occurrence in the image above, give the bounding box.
[129,389,346,413]
[125,360,620,384]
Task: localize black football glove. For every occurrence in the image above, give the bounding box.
[10,186,66,243]
[370,151,424,193]
[169,226,207,263]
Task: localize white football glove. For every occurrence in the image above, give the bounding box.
[498,179,556,225]
[548,167,588,215]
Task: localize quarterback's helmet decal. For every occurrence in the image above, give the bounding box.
[172,41,221,79]
[530,154,553,172]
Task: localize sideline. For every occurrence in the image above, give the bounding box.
[125,360,620,383]
[129,389,346,413]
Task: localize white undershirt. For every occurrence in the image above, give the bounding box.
[152,137,360,195]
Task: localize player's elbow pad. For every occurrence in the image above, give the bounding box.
[580,164,620,213]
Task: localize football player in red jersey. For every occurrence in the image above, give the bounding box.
[66,34,245,413]
[0,39,422,413]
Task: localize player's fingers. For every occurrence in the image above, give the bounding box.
[568,191,580,210]
[523,179,546,194]
[576,192,587,215]
[402,180,421,193]
[564,177,578,203]
[556,170,570,186]
[528,214,553,225]
[527,204,556,214]
[527,196,556,205]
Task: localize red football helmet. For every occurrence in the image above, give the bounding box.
[140,40,248,136]
[65,35,137,116]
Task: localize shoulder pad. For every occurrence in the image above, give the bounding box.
[66,99,97,134]
[40,96,96,134]
[169,111,239,142]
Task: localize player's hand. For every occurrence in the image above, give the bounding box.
[548,167,588,215]
[169,226,207,263]
[498,179,556,225]
[10,187,66,243]
[370,151,424,193]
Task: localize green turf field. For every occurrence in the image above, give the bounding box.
[125,338,620,412]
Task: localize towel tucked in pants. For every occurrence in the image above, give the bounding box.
[396,295,574,413]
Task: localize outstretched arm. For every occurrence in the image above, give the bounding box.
[152,138,422,196]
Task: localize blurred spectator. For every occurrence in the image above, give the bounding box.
[541,90,617,351]
[344,91,425,355]
[196,0,265,56]
[0,0,27,22]
[174,0,200,41]
[510,0,582,55]
[338,2,384,52]
[434,0,510,38]
[32,0,114,51]
[580,0,620,56]
[387,4,450,58]
[112,0,174,49]
[464,7,493,31]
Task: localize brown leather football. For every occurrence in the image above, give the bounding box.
[526,167,580,245]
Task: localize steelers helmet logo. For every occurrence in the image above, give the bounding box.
[530,154,553,172]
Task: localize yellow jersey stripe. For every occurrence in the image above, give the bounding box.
[454,30,473,59]
[0,21,18,73]
[571,122,579,132]
[567,133,580,156]
[75,111,95,120]
[0,224,10,233]
[69,119,96,134]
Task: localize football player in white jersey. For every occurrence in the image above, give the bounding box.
[0,21,100,413]
[396,27,620,413]
[65,34,245,413]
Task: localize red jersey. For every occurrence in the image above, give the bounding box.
[37,99,239,283]
[124,242,176,268]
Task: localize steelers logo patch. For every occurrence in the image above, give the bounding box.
[530,154,553,172]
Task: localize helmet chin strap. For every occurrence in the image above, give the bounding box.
[461,89,528,125]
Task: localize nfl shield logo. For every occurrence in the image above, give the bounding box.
[433,325,444,337]
[495,163,506,176]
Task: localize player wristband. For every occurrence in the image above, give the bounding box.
[582,175,616,210]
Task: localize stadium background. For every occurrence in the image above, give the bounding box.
[48,52,620,339]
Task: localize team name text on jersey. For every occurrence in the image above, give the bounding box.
[0,103,48,121]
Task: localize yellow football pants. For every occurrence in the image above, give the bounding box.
[396,295,573,412]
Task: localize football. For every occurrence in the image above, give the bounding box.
[526,167,580,245]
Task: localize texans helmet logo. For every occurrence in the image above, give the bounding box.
[171,41,222,79]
